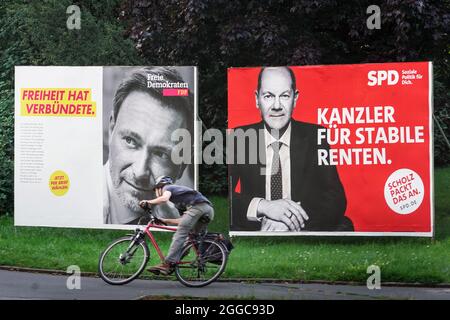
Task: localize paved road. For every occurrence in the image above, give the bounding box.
[0,270,449,300]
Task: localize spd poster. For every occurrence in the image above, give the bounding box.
[228,62,433,236]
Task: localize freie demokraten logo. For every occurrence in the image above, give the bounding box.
[147,73,189,97]
[368,68,423,86]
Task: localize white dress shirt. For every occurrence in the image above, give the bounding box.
[247,123,292,221]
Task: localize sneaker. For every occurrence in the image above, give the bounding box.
[147,263,174,276]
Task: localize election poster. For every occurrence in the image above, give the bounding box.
[15,66,198,230]
[228,62,433,236]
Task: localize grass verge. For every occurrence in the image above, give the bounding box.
[0,167,449,284]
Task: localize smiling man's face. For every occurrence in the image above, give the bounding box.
[108,91,185,213]
[255,67,298,131]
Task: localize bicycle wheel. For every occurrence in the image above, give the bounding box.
[175,239,228,287]
[98,236,149,285]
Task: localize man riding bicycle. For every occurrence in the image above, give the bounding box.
[139,175,214,275]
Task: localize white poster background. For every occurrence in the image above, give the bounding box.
[15,66,103,228]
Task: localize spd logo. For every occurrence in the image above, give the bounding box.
[368,70,399,86]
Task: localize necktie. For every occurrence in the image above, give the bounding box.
[270,141,283,200]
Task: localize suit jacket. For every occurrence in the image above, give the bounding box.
[228,120,351,231]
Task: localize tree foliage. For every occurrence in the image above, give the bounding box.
[0,0,143,215]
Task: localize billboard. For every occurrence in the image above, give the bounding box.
[15,66,197,230]
[228,62,433,236]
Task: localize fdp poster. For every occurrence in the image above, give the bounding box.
[15,66,198,230]
[228,62,433,236]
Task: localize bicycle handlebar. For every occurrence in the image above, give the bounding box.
[139,200,151,210]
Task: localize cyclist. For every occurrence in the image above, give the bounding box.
[139,175,214,275]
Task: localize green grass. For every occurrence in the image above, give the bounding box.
[0,167,449,284]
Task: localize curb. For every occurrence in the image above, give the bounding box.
[1,265,449,288]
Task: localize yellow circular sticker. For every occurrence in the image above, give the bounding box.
[49,170,70,196]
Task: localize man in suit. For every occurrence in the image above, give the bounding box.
[229,66,352,232]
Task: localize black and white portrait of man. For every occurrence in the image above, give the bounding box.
[102,66,196,225]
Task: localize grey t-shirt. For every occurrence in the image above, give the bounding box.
[162,184,212,210]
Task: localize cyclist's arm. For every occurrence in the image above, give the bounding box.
[159,217,181,225]
[148,190,172,205]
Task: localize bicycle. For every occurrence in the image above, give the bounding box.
[98,208,229,287]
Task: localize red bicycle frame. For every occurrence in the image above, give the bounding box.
[141,222,177,262]
[140,221,203,266]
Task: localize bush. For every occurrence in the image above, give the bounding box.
[434,106,450,167]
[433,69,450,167]
[0,0,143,215]
[0,90,14,215]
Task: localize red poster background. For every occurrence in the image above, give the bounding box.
[228,62,432,233]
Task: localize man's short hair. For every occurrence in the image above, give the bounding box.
[112,66,193,130]
[256,66,297,93]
